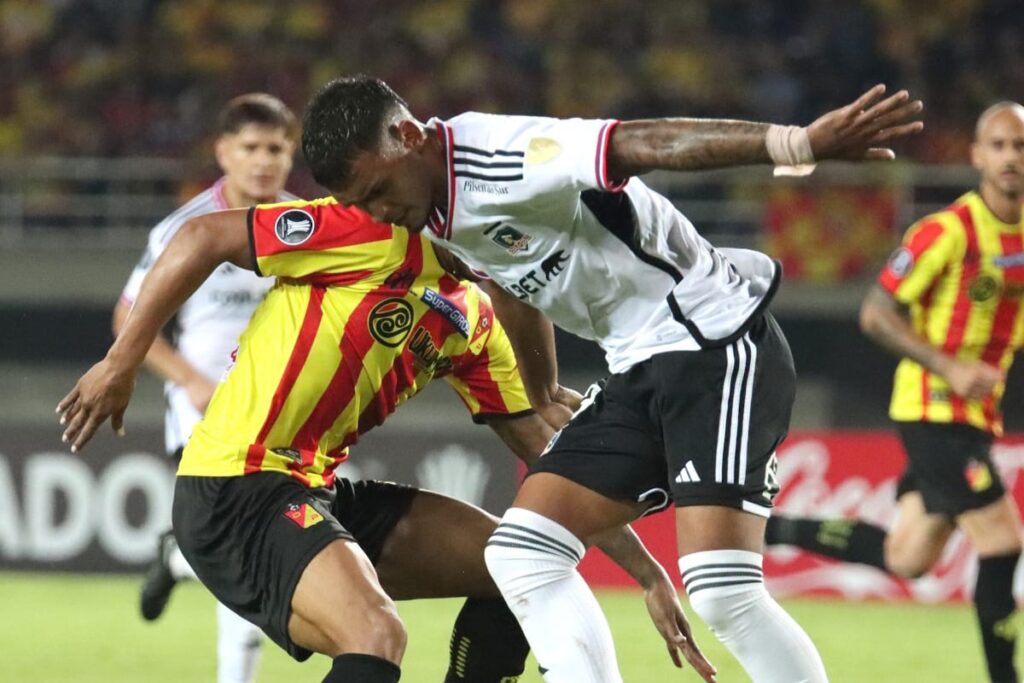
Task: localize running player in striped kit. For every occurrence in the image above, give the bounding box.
[768,102,1024,683]
[302,76,923,683]
[115,93,298,683]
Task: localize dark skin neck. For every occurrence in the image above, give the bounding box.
[979,180,1023,224]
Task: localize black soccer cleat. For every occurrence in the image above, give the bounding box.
[139,530,179,621]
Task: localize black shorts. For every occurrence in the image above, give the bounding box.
[895,421,1005,516]
[172,473,417,661]
[529,312,794,517]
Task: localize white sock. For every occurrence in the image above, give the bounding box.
[167,545,197,581]
[680,549,828,683]
[484,508,622,683]
[217,602,263,683]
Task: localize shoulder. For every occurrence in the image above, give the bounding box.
[150,187,219,247]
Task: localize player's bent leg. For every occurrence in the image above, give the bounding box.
[484,473,643,683]
[678,505,828,683]
[958,495,1023,683]
[216,602,263,683]
[289,539,404,683]
[765,515,888,571]
[368,487,530,682]
[883,492,955,578]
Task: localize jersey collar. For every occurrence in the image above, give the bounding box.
[427,119,456,241]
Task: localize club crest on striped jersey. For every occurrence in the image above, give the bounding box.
[284,502,324,529]
[274,209,316,245]
[421,288,469,337]
[367,298,414,347]
[969,274,998,302]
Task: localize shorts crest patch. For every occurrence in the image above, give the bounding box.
[964,458,993,492]
[284,502,324,529]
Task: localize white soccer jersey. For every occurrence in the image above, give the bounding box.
[424,113,780,373]
[121,178,294,453]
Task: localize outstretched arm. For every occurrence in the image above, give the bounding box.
[860,284,1004,400]
[607,84,923,180]
[58,209,253,451]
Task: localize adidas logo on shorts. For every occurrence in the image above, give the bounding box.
[674,460,701,484]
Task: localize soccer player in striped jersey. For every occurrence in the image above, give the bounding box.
[768,102,1024,683]
[115,93,299,683]
[59,199,709,683]
[302,76,923,683]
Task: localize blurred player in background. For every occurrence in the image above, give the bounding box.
[767,102,1024,683]
[61,198,713,683]
[114,93,298,683]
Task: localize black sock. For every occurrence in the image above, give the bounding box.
[445,597,529,682]
[323,654,401,683]
[975,552,1020,683]
[765,516,887,571]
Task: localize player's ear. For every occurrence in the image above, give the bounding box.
[394,119,426,151]
[970,141,983,172]
[214,135,231,170]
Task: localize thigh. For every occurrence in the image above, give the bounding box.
[288,538,399,657]
[526,376,672,515]
[173,473,351,662]
[898,421,1005,516]
[371,489,500,600]
[958,494,1023,556]
[657,312,795,517]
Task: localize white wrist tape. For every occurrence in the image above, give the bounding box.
[766,124,817,177]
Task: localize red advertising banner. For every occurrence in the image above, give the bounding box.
[579,431,1024,602]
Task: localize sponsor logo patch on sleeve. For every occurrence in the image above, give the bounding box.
[886,246,914,278]
[274,209,316,245]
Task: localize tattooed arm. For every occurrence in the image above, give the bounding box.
[607,84,923,180]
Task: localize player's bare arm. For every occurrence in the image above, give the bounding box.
[479,279,578,430]
[58,209,253,451]
[112,298,216,413]
[860,284,1003,400]
[607,84,923,180]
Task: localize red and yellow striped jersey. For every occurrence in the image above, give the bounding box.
[178,199,531,487]
[879,191,1024,435]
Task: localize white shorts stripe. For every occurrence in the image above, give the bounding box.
[726,338,748,484]
[715,344,736,483]
[738,334,758,485]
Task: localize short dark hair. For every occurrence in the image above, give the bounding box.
[302,76,409,189]
[217,93,298,140]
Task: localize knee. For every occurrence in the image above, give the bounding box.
[322,603,407,661]
[883,538,931,579]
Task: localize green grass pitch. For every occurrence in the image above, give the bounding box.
[0,572,1010,682]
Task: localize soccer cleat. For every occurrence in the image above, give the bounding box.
[139,530,179,621]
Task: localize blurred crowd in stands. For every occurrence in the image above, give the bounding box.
[2,0,1020,165]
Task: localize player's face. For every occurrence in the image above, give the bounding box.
[333,123,443,232]
[217,124,295,204]
[973,109,1024,200]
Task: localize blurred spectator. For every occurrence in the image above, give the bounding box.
[1,0,1017,163]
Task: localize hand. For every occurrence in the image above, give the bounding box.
[552,384,584,413]
[57,359,136,453]
[806,84,923,161]
[184,375,217,413]
[942,358,1004,401]
[643,568,717,683]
